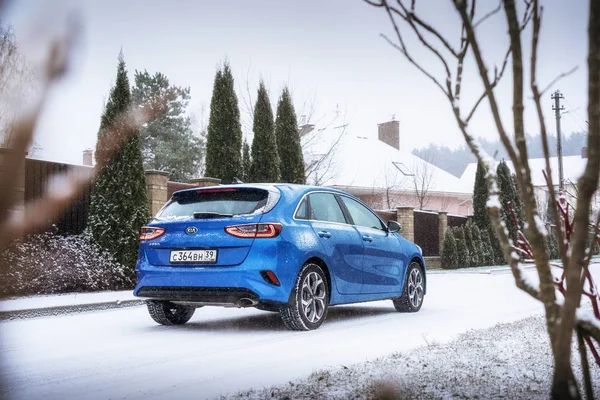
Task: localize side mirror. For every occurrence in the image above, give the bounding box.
[387,220,402,233]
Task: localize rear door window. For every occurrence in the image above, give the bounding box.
[295,197,310,220]
[158,188,273,218]
[339,195,386,231]
[308,193,347,224]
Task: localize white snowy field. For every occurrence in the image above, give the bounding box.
[1,266,597,400]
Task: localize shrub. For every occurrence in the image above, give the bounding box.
[453,226,470,268]
[0,230,134,298]
[441,229,458,269]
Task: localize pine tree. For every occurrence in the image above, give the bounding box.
[497,161,519,244]
[88,52,148,274]
[275,87,305,184]
[511,173,525,229]
[546,193,556,225]
[454,226,470,268]
[464,223,479,267]
[496,164,525,249]
[473,161,490,231]
[471,224,485,266]
[480,229,494,265]
[441,229,458,269]
[473,161,504,264]
[241,140,251,182]
[205,62,243,183]
[131,70,203,182]
[250,81,280,182]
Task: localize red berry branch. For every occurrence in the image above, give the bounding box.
[507,170,600,366]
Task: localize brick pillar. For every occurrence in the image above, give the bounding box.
[396,206,414,242]
[438,211,448,256]
[190,177,221,187]
[145,170,169,217]
[0,148,26,214]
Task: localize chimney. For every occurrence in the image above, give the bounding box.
[581,146,588,159]
[378,119,400,150]
[83,149,94,166]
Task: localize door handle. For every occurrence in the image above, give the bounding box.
[317,231,332,239]
[362,235,373,243]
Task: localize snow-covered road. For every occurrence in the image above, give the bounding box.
[0,268,584,399]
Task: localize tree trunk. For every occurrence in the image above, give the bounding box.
[551,368,580,400]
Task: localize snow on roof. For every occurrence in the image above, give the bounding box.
[301,121,471,195]
[459,155,589,191]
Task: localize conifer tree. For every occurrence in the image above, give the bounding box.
[88,52,148,274]
[480,229,494,265]
[275,87,305,184]
[497,161,522,244]
[454,226,470,268]
[205,62,243,183]
[441,229,458,269]
[464,223,479,267]
[241,140,251,182]
[250,81,280,182]
[473,161,504,263]
[473,161,490,231]
[471,224,485,266]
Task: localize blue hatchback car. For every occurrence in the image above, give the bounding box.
[134,184,426,330]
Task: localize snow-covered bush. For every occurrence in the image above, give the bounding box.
[441,229,458,269]
[1,230,134,298]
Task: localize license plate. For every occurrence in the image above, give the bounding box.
[169,250,217,264]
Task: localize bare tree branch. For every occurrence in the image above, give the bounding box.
[473,1,502,28]
[539,66,579,96]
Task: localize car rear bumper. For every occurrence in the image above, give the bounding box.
[133,262,292,305]
[137,286,261,307]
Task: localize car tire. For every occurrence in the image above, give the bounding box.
[280,263,329,331]
[147,300,196,325]
[393,262,424,312]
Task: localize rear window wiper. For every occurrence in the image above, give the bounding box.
[193,212,234,219]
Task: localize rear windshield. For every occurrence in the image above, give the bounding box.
[157,188,273,218]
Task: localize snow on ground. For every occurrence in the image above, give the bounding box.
[0,266,597,399]
[0,290,136,312]
[228,312,600,399]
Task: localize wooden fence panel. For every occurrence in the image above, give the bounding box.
[414,210,439,257]
[447,214,468,228]
[25,159,92,235]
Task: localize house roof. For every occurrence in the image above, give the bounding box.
[459,155,589,190]
[301,121,471,196]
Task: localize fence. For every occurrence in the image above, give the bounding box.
[448,214,469,228]
[25,159,92,234]
[376,207,470,258]
[413,210,439,257]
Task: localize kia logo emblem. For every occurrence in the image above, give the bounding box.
[185,226,198,234]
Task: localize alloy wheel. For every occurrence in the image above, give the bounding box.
[408,267,424,308]
[301,271,327,323]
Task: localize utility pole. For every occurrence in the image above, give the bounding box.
[551,90,565,190]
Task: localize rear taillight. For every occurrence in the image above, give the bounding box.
[139,226,165,241]
[224,223,282,238]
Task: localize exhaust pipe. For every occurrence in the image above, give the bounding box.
[237,298,258,308]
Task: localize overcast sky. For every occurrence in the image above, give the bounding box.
[5,0,590,165]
